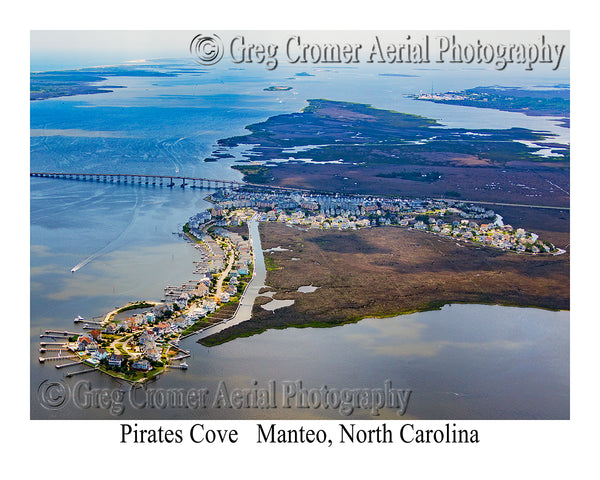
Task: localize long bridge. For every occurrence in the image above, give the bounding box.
[30,171,245,189]
[30,171,312,193]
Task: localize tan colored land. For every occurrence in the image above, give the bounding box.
[199,222,569,346]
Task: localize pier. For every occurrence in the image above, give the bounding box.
[168,364,188,370]
[168,343,190,354]
[55,360,83,369]
[171,353,191,361]
[66,368,97,377]
[45,330,79,336]
[74,318,102,326]
[39,355,79,363]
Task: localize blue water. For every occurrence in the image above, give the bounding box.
[30,58,569,419]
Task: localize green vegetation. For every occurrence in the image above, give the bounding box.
[117,302,153,314]
[444,191,461,198]
[264,255,279,271]
[418,86,569,121]
[375,171,441,182]
[30,67,176,101]
[231,165,273,184]
[217,99,560,174]
[264,86,293,91]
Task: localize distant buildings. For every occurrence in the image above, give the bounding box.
[206,187,558,254]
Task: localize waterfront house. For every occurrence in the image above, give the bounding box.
[108,354,123,368]
[89,329,102,341]
[193,284,210,297]
[151,304,169,317]
[132,359,151,371]
[77,334,95,351]
[144,345,162,362]
[92,348,108,361]
[104,323,118,335]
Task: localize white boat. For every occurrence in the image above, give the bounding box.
[180,362,188,370]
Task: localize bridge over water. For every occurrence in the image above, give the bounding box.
[30,171,308,192]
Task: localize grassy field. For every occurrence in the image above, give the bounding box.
[200,221,569,346]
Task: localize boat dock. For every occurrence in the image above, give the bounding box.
[168,343,190,354]
[168,364,188,370]
[76,320,102,326]
[171,353,191,361]
[66,368,97,377]
[55,360,83,369]
[39,355,79,363]
[45,330,80,336]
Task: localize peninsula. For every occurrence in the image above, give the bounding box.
[414,85,570,127]
[30,66,177,101]
[216,99,570,206]
[38,216,256,382]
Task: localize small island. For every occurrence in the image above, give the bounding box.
[264,86,293,91]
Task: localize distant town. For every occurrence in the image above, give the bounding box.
[209,188,562,255]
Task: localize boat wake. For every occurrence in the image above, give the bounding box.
[70,190,141,273]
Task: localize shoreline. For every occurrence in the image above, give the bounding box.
[38,220,257,383]
[199,299,570,347]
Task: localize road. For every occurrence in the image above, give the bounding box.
[215,239,236,297]
[434,198,570,211]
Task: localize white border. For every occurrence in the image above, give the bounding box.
[7,1,596,477]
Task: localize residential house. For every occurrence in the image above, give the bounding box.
[89,329,102,342]
[132,359,151,371]
[108,354,123,368]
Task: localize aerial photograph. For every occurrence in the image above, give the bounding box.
[31,30,569,420]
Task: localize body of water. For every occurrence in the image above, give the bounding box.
[30,59,569,419]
